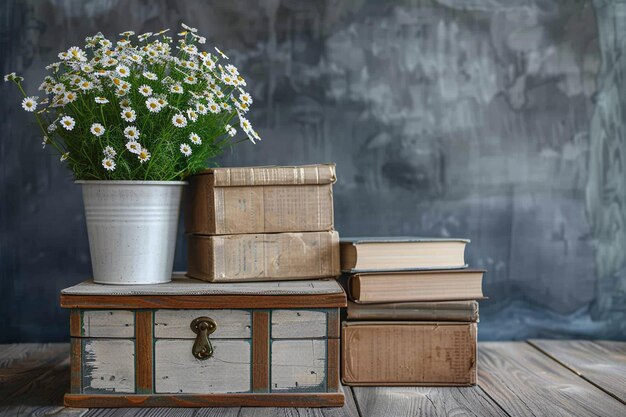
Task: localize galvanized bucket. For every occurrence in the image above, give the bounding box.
[76,180,186,285]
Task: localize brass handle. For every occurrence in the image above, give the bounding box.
[190,317,217,360]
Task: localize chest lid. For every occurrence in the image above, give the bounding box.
[60,274,346,309]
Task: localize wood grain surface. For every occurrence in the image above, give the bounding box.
[529,339,626,403]
[479,342,626,417]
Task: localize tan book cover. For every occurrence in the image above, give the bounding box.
[185,164,336,235]
[348,269,485,303]
[187,231,340,282]
[341,321,477,386]
[347,300,479,321]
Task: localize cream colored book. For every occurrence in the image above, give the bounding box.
[340,237,469,272]
[348,269,484,303]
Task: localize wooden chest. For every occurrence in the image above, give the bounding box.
[60,276,346,408]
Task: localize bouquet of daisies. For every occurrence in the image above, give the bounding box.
[5,23,259,181]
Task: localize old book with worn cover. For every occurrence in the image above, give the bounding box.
[341,321,477,386]
[346,300,479,321]
[340,237,469,272]
[187,231,340,282]
[349,269,484,303]
[185,164,336,235]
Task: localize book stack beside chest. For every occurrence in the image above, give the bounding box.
[340,237,485,387]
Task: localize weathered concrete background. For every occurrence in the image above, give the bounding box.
[1,0,624,341]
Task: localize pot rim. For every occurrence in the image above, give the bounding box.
[75,180,187,185]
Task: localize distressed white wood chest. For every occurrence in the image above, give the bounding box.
[60,276,346,407]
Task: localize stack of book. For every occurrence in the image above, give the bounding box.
[185,164,340,282]
[340,237,484,386]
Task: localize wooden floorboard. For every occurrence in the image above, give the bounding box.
[351,385,508,417]
[3,341,626,416]
[479,341,626,417]
[528,339,626,404]
[0,351,87,416]
[0,343,70,400]
[236,385,359,417]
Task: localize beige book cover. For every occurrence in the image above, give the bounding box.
[342,321,477,386]
[185,164,336,235]
[187,231,340,282]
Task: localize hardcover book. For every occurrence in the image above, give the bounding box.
[346,300,479,321]
[341,321,477,386]
[348,269,484,303]
[187,231,340,282]
[340,237,469,272]
[185,164,336,235]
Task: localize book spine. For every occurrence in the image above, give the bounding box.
[187,231,340,282]
[185,182,335,235]
[347,301,479,322]
[211,164,336,187]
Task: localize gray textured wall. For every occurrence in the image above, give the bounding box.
[1,0,625,342]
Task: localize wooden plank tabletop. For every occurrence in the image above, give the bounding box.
[0,341,625,417]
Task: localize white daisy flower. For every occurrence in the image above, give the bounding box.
[119,82,130,92]
[170,83,183,94]
[60,115,76,130]
[103,146,117,158]
[68,46,87,61]
[100,39,112,48]
[79,80,93,91]
[221,72,235,85]
[239,92,252,105]
[103,57,117,67]
[58,51,70,60]
[171,113,187,128]
[143,71,157,80]
[116,64,130,78]
[138,84,153,97]
[126,140,142,154]
[130,54,143,63]
[214,46,229,60]
[181,23,198,33]
[145,97,161,112]
[180,143,192,156]
[138,148,151,163]
[235,100,250,113]
[225,64,239,76]
[203,57,216,70]
[183,75,197,85]
[123,126,140,140]
[220,102,231,111]
[156,97,168,108]
[119,30,135,37]
[189,132,202,145]
[186,109,198,122]
[196,102,208,115]
[207,101,220,114]
[95,96,109,104]
[60,152,70,162]
[119,98,131,108]
[81,64,94,73]
[21,96,38,112]
[65,91,77,103]
[225,125,236,137]
[90,123,105,136]
[239,116,251,132]
[102,157,116,171]
[120,108,136,122]
[52,83,66,94]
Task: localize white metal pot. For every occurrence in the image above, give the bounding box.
[77,180,186,285]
